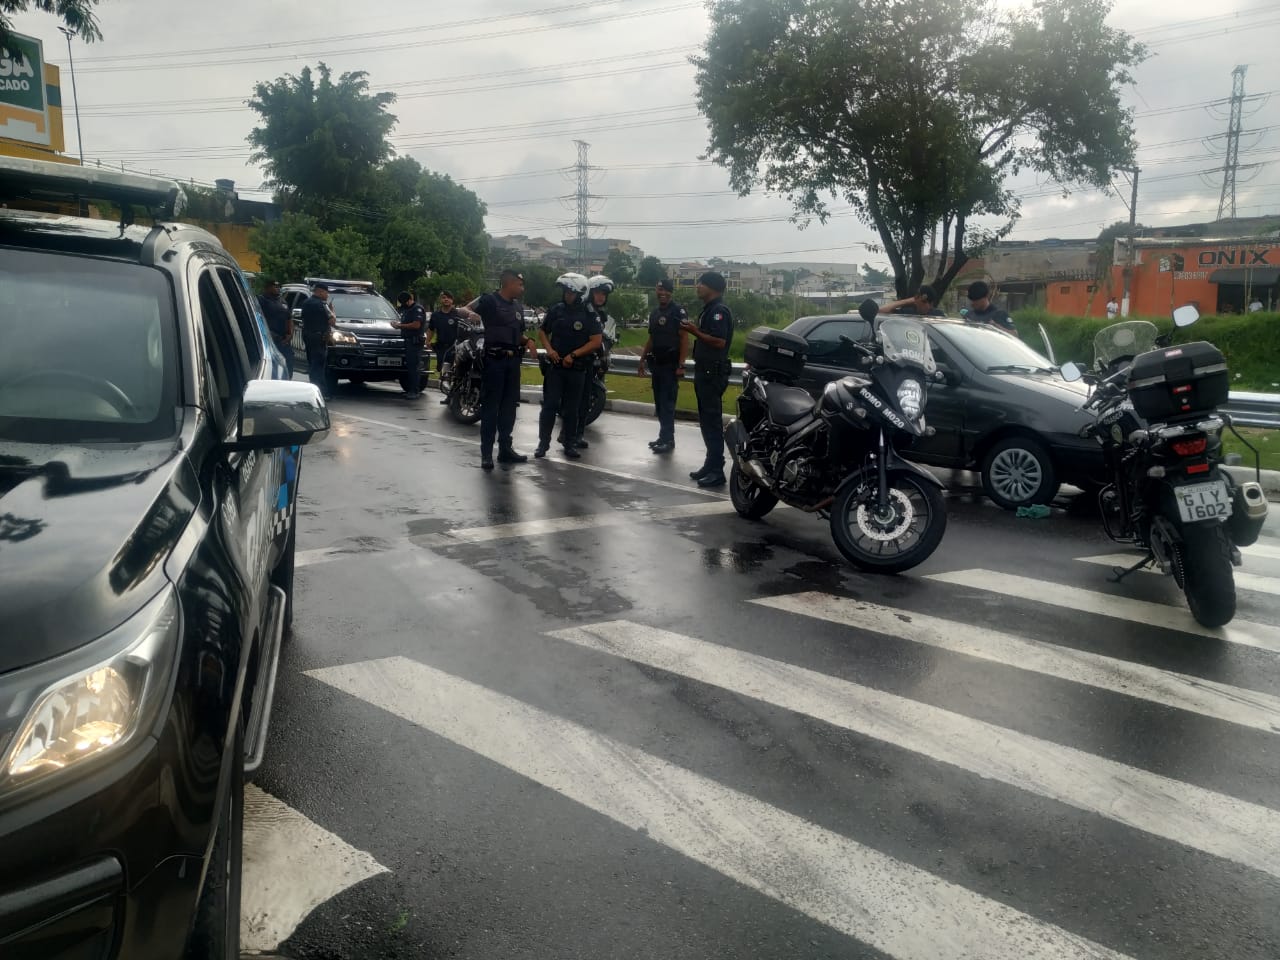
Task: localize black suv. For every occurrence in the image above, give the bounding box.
[0,159,329,959]
[284,278,425,395]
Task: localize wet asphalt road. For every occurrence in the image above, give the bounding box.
[248,380,1280,960]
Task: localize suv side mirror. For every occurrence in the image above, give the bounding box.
[229,379,330,451]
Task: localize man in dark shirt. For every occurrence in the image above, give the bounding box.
[257,279,294,377]
[683,271,734,488]
[299,283,336,398]
[881,284,946,317]
[428,290,480,404]
[965,281,1018,336]
[467,270,538,470]
[536,274,602,461]
[393,291,428,399]
[637,279,689,454]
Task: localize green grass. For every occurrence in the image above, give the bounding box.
[1223,426,1280,472]
[521,366,742,415]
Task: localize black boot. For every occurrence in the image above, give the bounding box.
[498,448,528,464]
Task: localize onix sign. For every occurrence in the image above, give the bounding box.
[1196,247,1277,267]
[0,32,50,147]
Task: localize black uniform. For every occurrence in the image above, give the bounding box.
[571,303,609,445]
[299,295,333,397]
[968,303,1018,335]
[398,302,427,396]
[693,297,734,476]
[258,293,293,376]
[429,309,466,373]
[646,300,688,446]
[472,291,526,458]
[539,300,603,452]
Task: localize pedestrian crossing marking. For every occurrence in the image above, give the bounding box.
[925,569,1280,653]
[546,620,1280,881]
[307,656,1133,960]
[750,592,1280,732]
[241,784,388,953]
[1243,542,1280,561]
[1078,553,1280,597]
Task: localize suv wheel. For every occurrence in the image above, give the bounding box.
[185,721,244,960]
[981,436,1059,510]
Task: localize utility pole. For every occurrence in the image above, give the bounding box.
[1121,167,1139,318]
[57,27,84,164]
[1218,65,1248,221]
[573,140,593,272]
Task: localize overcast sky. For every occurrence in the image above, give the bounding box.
[14,0,1279,267]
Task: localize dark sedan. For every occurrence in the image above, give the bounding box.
[784,314,1105,508]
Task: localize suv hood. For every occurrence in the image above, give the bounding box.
[0,441,196,674]
[337,318,398,339]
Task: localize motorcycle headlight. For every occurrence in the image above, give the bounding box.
[330,331,359,346]
[0,588,179,797]
[896,379,925,419]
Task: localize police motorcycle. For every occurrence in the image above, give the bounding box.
[1060,305,1268,627]
[583,274,618,427]
[725,299,948,574]
[440,316,485,425]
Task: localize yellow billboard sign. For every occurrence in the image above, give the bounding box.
[1,31,51,147]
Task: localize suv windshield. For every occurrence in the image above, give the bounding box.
[329,293,398,322]
[939,323,1055,373]
[0,251,178,443]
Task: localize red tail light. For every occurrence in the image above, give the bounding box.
[1186,462,1210,474]
[1171,436,1207,456]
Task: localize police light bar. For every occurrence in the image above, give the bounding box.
[0,156,187,218]
[304,277,376,291]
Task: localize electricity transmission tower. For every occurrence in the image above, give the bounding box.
[568,140,603,272]
[1217,65,1248,221]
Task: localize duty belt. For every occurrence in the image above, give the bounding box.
[485,345,519,358]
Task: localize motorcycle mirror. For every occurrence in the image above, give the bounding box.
[858,299,879,323]
[1172,304,1200,328]
[1060,361,1086,383]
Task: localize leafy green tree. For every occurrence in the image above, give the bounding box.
[694,0,1144,298]
[379,216,447,297]
[636,255,669,287]
[607,290,648,323]
[502,262,559,309]
[861,263,893,288]
[603,249,637,286]
[249,214,383,288]
[1,0,99,47]
[247,64,397,219]
[413,272,481,308]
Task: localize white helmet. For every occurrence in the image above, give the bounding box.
[586,274,614,297]
[556,272,588,296]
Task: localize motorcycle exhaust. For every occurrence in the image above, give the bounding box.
[724,418,751,456]
[1229,481,1269,548]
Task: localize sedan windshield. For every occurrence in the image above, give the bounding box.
[0,250,177,443]
[330,293,398,322]
[937,323,1056,373]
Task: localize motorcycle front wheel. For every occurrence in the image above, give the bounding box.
[1179,521,1237,628]
[448,384,482,425]
[830,470,947,574]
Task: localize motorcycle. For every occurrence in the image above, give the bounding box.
[725,299,948,574]
[583,316,618,427]
[440,319,484,425]
[1060,305,1269,627]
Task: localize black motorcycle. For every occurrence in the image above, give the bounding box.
[725,300,948,574]
[440,320,484,425]
[582,316,618,427]
[1060,305,1269,627]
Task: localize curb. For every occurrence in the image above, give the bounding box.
[1225,465,1280,502]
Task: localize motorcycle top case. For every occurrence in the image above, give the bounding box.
[744,326,808,383]
[1127,340,1229,422]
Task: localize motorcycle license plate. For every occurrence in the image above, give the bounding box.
[377,356,401,367]
[1176,480,1233,522]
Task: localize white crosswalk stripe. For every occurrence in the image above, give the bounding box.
[925,569,1280,652]
[307,656,1134,960]
[1243,542,1280,561]
[749,591,1280,732]
[1078,553,1280,597]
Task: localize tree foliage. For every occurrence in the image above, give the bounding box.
[861,263,893,287]
[249,214,383,288]
[694,0,1144,298]
[636,255,669,287]
[603,249,637,286]
[1,0,100,47]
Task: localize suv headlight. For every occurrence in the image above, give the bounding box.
[330,330,359,346]
[0,588,179,797]
[896,378,925,419]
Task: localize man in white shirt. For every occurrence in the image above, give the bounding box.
[1249,298,1264,313]
[1105,297,1119,319]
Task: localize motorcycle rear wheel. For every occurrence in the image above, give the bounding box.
[830,471,947,574]
[448,386,482,425]
[729,465,779,520]
[584,380,607,426]
[1180,521,1237,628]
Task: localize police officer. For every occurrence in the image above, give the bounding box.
[299,282,336,399]
[683,271,734,488]
[393,291,428,399]
[428,290,480,404]
[536,273,601,461]
[257,279,294,377]
[636,279,689,454]
[467,270,538,470]
[565,274,614,449]
[965,281,1018,336]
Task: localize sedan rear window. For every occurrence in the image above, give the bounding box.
[0,250,178,443]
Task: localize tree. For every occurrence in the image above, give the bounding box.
[249,214,383,288]
[694,0,1144,298]
[861,263,893,288]
[247,63,397,219]
[636,255,669,287]
[1,0,100,47]
[603,249,637,286]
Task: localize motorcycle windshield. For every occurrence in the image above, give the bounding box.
[1093,321,1158,367]
[877,317,936,374]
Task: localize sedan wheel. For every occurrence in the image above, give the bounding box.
[981,437,1059,510]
